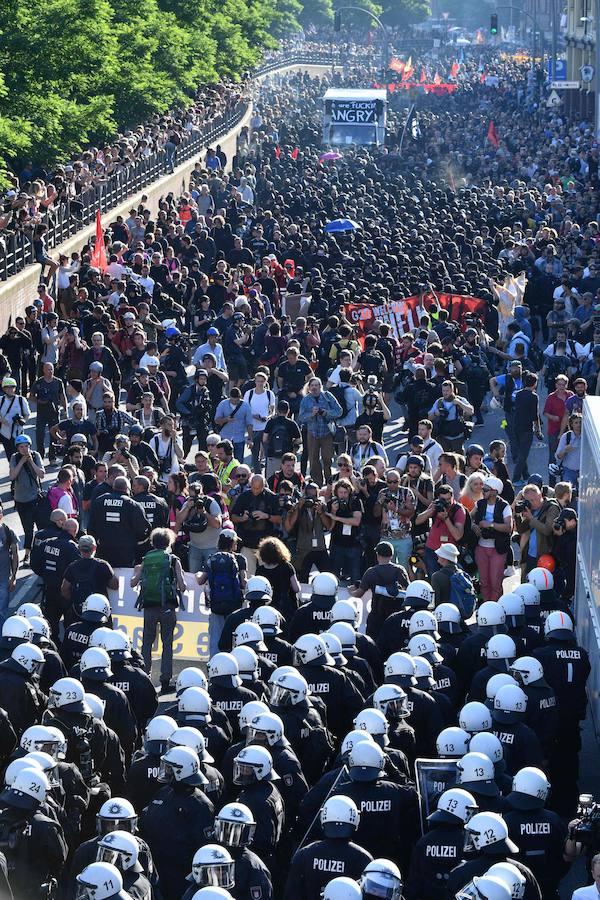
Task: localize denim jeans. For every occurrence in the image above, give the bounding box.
[233,442,246,465]
[142,606,177,683]
[251,432,264,473]
[561,466,579,488]
[188,544,217,575]
[330,543,361,583]
[209,612,227,657]
[388,536,414,570]
[0,580,10,623]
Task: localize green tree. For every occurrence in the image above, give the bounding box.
[0,72,31,187]
[380,0,429,28]
[299,0,334,28]
[271,0,303,37]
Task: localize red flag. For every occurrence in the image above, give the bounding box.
[291,148,299,160]
[420,68,427,84]
[90,210,107,272]
[487,120,500,148]
[274,145,281,159]
[433,71,442,85]
[450,61,460,79]
[389,58,405,74]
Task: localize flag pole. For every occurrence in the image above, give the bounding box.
[399,103,416,157]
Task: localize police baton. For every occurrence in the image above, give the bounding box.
[296,764,351,851]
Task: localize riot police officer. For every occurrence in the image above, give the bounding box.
[125,714,176,811]
[327,623,377,696]
[498,593,542,655]
[468,635,518,704]
[131,475,169,559]
[509,656,558,761]
[31,517,80,641]
[287,573,340,643]
[372,684,416,763]
[252,606,294,668]
[374,580,435,658]
[379,652,444,756]
[456,752,508,815]
[491,684,544,774]
[0,643,46,736]
[96,829,153,900]
[211,802,274,899]
[284,795,373,899]
[218,577,274,653]
[175,687,230,766]
[434,603,468,667]
[28,615,66,693]
[75,861,135,900]
[88,476,151,568]
[168,726,224,807]
[79,647,137,764]
[0,615,32,663]
[232,621,278,687]
[231,746,284,869]
[331,600,383,683]
[62,594,112,671]
[207,653,259,740]
[100,631,158,730]
[454,602,508,694]
[181,844,235,898]
[293,635,364,739]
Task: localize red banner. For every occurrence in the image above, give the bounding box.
[345,294,488,346]
[376,81,458,94]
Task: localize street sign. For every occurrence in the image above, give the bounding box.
[581,64,595,84]
[550,80,580,89]
[546,90,562,107]
[547,58,567,80]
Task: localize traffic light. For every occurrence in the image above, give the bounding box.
[490,13,498,34]
[334,10,342,31]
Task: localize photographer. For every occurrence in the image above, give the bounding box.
[9,433,45,566]
[149,416,185,484]
[176,367,215,456]
[460,326,491,426]
[552,507,578,603]
[230,473,281,576]
[515,484,561,578]
[354,463,386,569]
[323,478,364,585]
[0,375,30,463]
[429,380,474,452]
[355,384,391,443]
[417,484,466,577]
[556,412,582,489]
[102,433,140,479]
[374,469,416,569]
[472,475,513,602]
[400,454,434,551]
[284,480,331,582]
[176,481,222,573]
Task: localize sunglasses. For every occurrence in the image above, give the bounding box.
[386,479,399,484]
[338,463,351,468]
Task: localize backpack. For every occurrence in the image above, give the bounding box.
[207,551,242,615]
[448,567,477,618]
[34,490,52,530]
[70,564,102,615]
[138,549,179,608]
[544,354,571,389]
[268,421,292,458]
[329,385,351,420]
[360,350,385,379]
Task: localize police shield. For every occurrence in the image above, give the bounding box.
[415,758,459,834]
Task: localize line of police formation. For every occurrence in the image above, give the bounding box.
[0,40,597,900]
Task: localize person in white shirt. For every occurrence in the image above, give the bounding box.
[417,419,443,477]
[244,371,275,472]
[326,349,355,387]
[571,854,600,899]
[149,416,184,482]
[192,329,226,371]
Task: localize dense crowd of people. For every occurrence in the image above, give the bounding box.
[0,37,595,900]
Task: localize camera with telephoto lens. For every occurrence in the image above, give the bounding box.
[553,510,569,531]
[434,497,450,514]
[437,402,449,419]
[570,794,600,847]
[515,498,532,514]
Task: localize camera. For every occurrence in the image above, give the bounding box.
[303,497,316,509]
[437,403,449,419]
[279,495,295,510]
[366,375,379,388]
[570,794,600,848]
[434,498,449,514]
[13,416,26,427]
[515,498,532,514]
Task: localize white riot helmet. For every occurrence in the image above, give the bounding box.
[527,567,554,592]
[293,633,333,666]
[251,606,282,636]
[328,622,358,656]
[403,579,434,608]
[1,765,49,810]
[97,831,140,872]
[75,863,126,900]
[456,753,498,797]
[508,767,550,810]
[44,725,68,759]
[331,599,360,627]
[48,677,91,713]
[20,724,65,757]
[246,712,284,748]
[144,715,177,754]
[17,602,43,620]
[477,602,506,629]
[85,694,106,721]
[340,730,376,761]
[498,593,525,626]
[177,687,212,724]
[544,610,574,639]
[80,647,113,681]
[486,863,526,899]
[97,798,137,835]
[509,656,544,687]
[408,609,439,639]
[245,576,273,602]
[383,652,416,685]
[485,673,517,706]
[485,634,517,671]
[81,595,111,624]
[322,878,361,900]
[11,642,44,676]
[348,740,385,782]
[353,708,389,748]
[207,653,242,687]
[469,732,504,766]
[269,668,308,707]
[2,615,32,642]
[159,746,207,786]
[492,685,528,725]
[100,631,131,662]
[434,603,464,634]
[25,750,60,788]
[322,632,346,666]
[373,684,409,720]
[436,726,470,759]
[413,655,435,688]
[320,795,361,838]
[360,859,403,900]
[169,726,214,763]
[190,891,233,900]
[238,700,269,732]
[459,702,493,735]
[4,756,43,788]
[468,875,512,900]
[191,844,235,889]
[213,802,256,848]
[233,746,277,785]
[176,667,208,696]
[233,621,266,651]
[407,633,443,665]
[464,811,518,854]
[513,583,540,608]
[29,616,51,646]
[428,788,478,826]
[231,646,260,682]
[311,572,339,597]
[88,627,113,649]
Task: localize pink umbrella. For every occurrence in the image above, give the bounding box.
[319,151,342,162]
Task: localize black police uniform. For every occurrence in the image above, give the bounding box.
[454,625,507,694]
[368,680,444,758]
[79,675,137,763]
[388,719,417,765]
[0,657,46,736]
[269,700,334,786]
[521,677,559,759]
[468,663,511,703]
[121,867,152,900]
[446,852,542,900]
[218,603,258,653]
[173,710,231,767]
[31,531,79,640]
[88,490,151,568]
[0,638,25,665]
[125,750,162,812]
[262,633,294,668]
[61,618,103,670]
[404,820,465,900]
[287,596,335,643]
[139,783,215,900]
[109,660,158,730]
[0,803,68,899]
[297,662,364,738]
[235,779,284,869]
[284,836,373,899]
[180,846,274,900]
[132,491,169,560]
[67,833,157,900]
[491,717,544,775]
[208,682,259,741]
[505,806,568,898]
[374,606,417,658]
[38,645,67,694]
[0,711,17,766]
[507,622,543,655]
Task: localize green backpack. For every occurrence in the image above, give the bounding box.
[138,549,179,609]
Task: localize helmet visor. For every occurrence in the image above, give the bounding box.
[361,873,402,899]
[158,759,177,783]
[214,816,255,847]
[245,726,273,747]
[233,760,257,786]
[34,739,65,760]
[455,884,478,900]
[75,883,97,900]
[269,684,297,706]
[97,815,137,835]
[192,861,235,889]
[97,845,131,869]
[376,696,409,719]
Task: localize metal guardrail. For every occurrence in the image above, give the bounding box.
[0,50,339,283]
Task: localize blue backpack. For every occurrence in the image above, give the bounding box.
[207,551,242,615]
[448,568,477,619]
